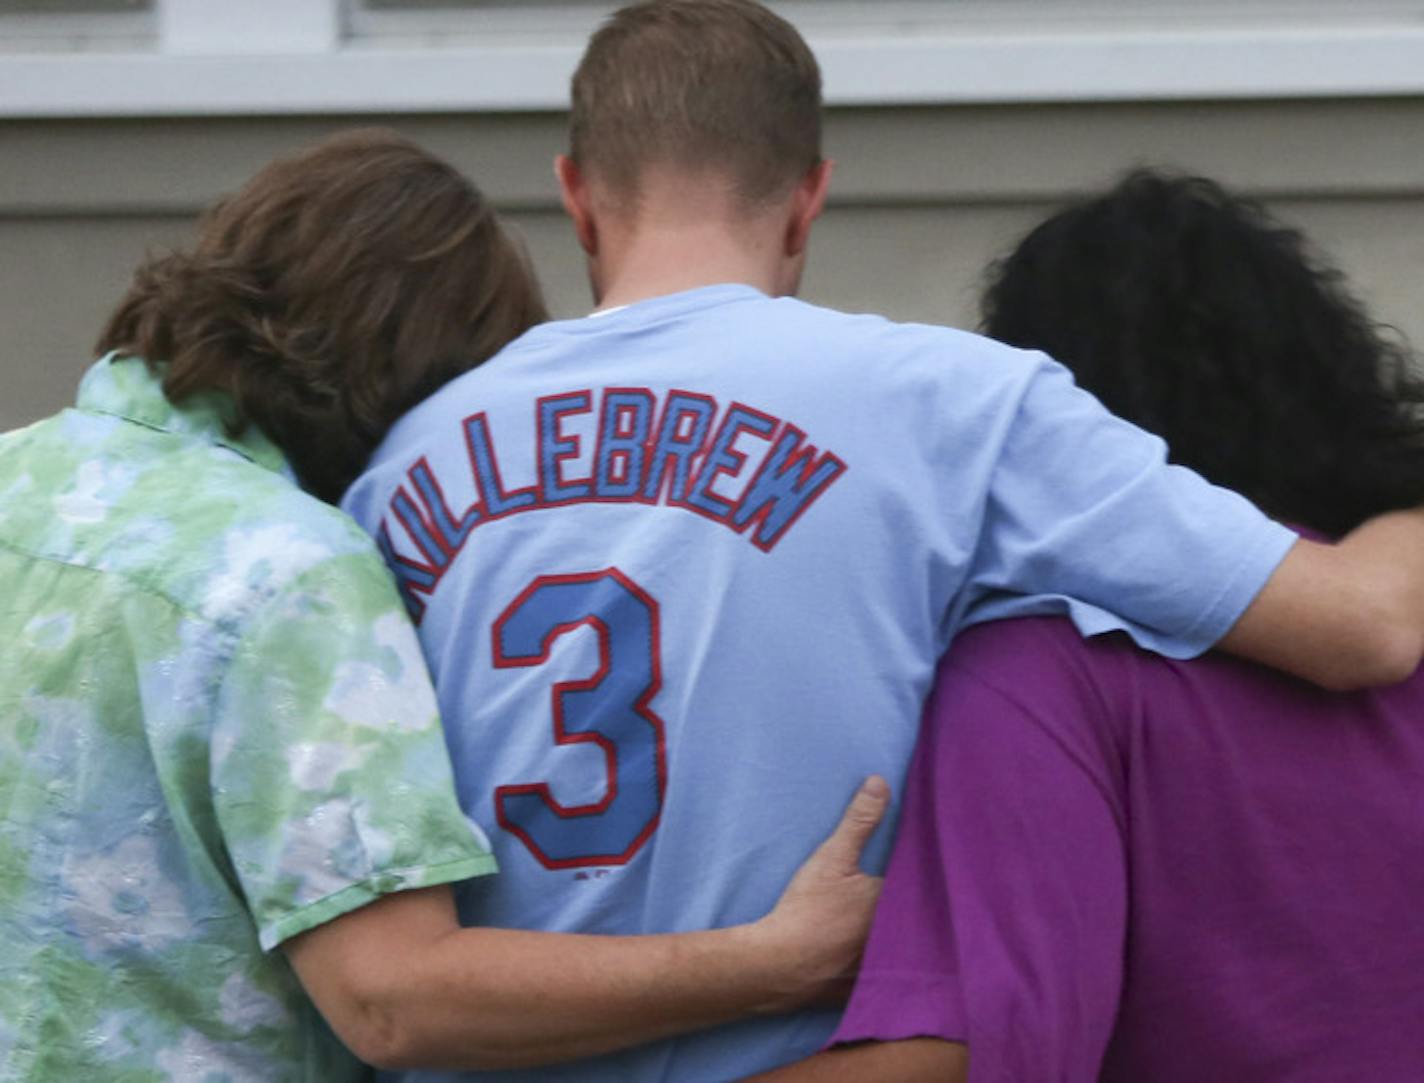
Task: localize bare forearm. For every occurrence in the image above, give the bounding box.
[1219,508,1424,690]
[375,920,801,1070]
[1337,506,1424,628]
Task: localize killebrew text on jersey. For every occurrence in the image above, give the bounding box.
[377,386,848,618]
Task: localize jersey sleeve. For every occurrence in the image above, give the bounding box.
[830,621,1127,1079]
[211,552,496,951]
[961,356,1296,658]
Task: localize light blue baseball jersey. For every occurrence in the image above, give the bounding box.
[343,284,1295,1082]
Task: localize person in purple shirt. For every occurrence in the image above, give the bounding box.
[753,169,1424,1082]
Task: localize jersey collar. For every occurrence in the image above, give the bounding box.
[547,284,768,336]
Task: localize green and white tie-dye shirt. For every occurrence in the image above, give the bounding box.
[0,355,497,1081]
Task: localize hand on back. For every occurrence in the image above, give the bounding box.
[749,776,890,1012]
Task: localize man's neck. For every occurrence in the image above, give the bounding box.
[587,171,795,310]
[594,219,781,310]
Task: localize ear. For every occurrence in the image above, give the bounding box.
[785,159,834,258]
[555,154,598,256]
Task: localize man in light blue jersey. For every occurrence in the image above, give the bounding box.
[343,2,1424,1078]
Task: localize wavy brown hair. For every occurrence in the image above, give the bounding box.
[97,127,547,502]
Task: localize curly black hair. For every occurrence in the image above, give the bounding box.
[980,168,1424,537]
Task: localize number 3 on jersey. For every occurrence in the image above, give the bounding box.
[492,568,667,869]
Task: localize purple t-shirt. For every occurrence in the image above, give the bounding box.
[832,616,1424,1081]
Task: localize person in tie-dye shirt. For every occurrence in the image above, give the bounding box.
[0,129,888,1082]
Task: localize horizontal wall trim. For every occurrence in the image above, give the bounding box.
[6,99,1424,216]
[11,190,1424,222]
[4,26,1424,117]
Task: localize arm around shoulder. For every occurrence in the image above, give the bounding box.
[1219,508,1424,691]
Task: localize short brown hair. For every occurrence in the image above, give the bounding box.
[97,127,546,502]
[570,0,822,205]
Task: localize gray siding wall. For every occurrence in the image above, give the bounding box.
[4,98,1423,430]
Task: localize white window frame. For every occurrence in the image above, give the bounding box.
[4,0,1424,116]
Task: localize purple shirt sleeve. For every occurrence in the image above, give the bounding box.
[830,619,1130,1080]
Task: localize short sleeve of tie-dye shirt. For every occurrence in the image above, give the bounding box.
[214,551,496,951]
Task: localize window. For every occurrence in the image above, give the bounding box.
[0,0,153,52]
[0,0,148,10]
[4,0,1424,116]
[348,0,613,47]
[348,0,1424,40]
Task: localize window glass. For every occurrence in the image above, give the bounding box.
[0,0,149,11]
